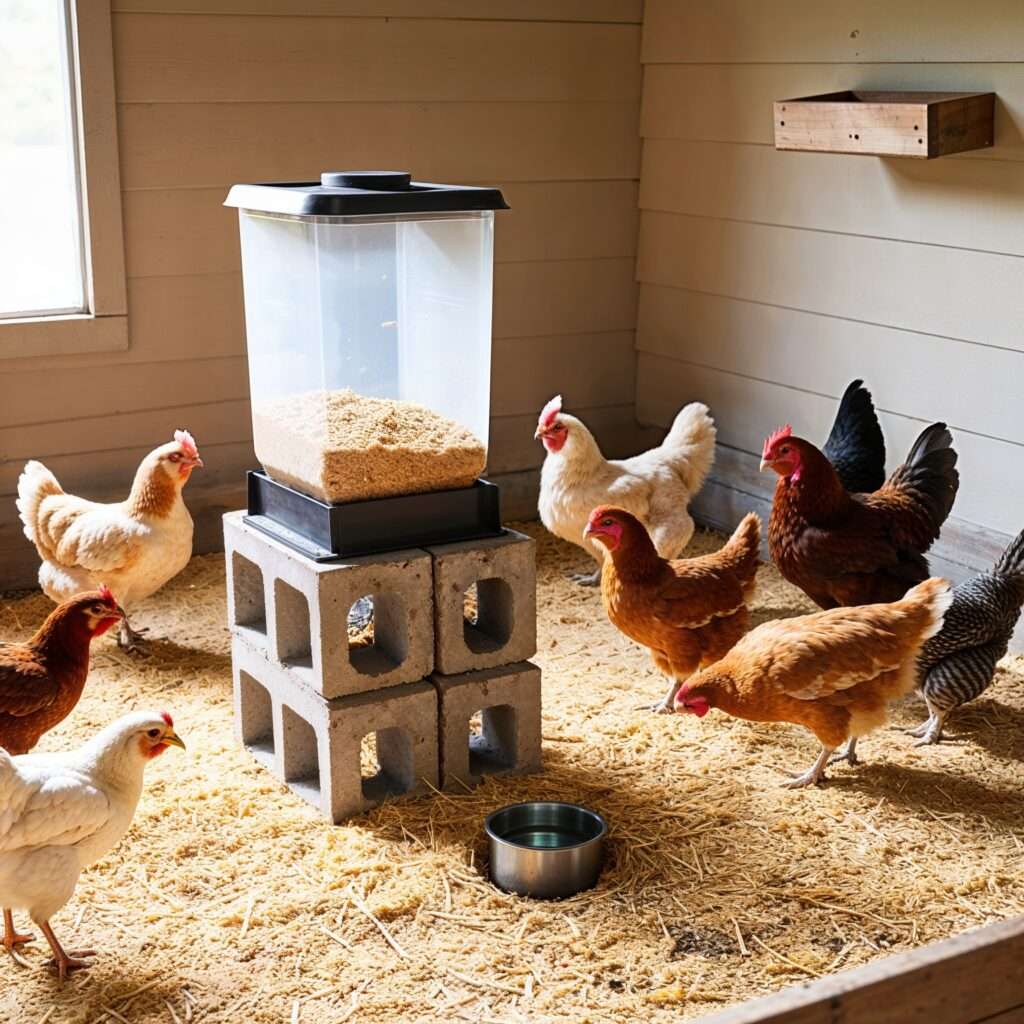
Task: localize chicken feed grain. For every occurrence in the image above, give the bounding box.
[3,524,1024,1023]
[252,388,486,503]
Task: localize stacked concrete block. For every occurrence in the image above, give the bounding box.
[225,512,542,819]
[426,530,542,790]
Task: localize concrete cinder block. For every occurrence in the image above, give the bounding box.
[232,636,439,822]
[432,661,542,789]
[427,529,537,675]
[224,511,434,698]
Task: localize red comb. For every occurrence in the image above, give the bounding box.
[174,429,198,459]
[538,395,562,430]
[98,584,116,605]
[762,424,792,458]
[160,711,173,727]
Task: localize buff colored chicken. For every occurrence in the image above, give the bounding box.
[536,395,716,585]
[0,710,185,980]
[674,578,952,788]
[17,431,202,650]
[585,506,760,713]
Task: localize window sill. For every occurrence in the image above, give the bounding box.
[0,314,128,360]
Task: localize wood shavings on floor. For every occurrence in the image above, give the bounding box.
[2,522,1023,1023]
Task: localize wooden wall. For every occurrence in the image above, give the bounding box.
[0,0,643,588]
[635,0,1024,589]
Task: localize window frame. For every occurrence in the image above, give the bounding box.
[1,0,128,359]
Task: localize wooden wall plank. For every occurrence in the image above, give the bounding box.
[1,258,637,374]
[640,64,1024,161]
[0,356,249,430]
[637,212,1024,352]
[113,15,641,104]
[636,285,1024,445]
[122,180,639,279]
[636,353,1024,536]
[642,0,1024,64]
[118,101,641,190]
[491,331,636,417]
[640,139,1024,257]
[112,1,644,23]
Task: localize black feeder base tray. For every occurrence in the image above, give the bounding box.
[244,471,503,562]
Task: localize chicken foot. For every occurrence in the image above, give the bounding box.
[782,745,835,789]
[39,921,96,983]
[828,738,859,766]
[569,567,602,587]
[117,617,150,653]
[651,676,685,714]
[907,709,948,746]
[2,909,34,952]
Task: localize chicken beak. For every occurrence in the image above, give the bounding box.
[759,457,770,472]
[533,425,546,441]
[163,730,186,751]
[188,456,204,469]
[582,522,595,537]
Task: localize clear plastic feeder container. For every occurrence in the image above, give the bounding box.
[225,171,507,504]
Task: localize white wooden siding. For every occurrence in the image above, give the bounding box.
[635,0,1024,553]
[0,1,642,586]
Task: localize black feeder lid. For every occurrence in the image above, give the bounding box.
[224,170,509,217]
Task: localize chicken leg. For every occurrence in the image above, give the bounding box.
[117,617,150,652]
[2,909,33,952]
[651,675,686,714]
[39,921,96,983]
[828,737,859,766]
[569,566,602,586]
[782,745,834,789]
[908,709,947,746]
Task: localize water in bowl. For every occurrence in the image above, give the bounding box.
[503,823,586,849]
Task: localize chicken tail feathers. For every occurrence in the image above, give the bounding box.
[994,526,1024,579]
[16,460,64,555]
[716,512,762,589]
[660,402,717,494]
[886,422,960,536]
[822,379,887,494]
[902,576,955,643]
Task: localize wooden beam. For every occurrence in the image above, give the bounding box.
[694,915,1024,1024]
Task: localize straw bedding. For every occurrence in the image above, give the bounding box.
[3,523,1024,1023]
[253,389,486,503]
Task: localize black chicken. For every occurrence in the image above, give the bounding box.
[911,527,1024,744]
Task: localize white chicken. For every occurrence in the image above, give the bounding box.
[17,431,202,650]
[0,710,185,980]
[535,396,716,584]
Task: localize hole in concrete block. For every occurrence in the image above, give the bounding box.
[274,579,311,668]
[360,727,415,801]
[238,670,274,768]
[281,704,320,801]
[349,594,408,676]
[232,552,266,634]
[469,704,516,776]
[463,578,514,654]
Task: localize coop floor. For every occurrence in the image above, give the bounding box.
[4,524,1024,1023]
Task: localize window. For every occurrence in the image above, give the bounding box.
[0,0,127,357]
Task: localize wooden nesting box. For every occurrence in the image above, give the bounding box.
[774,91,995,158]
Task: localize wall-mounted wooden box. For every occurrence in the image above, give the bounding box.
[774,91,995,158]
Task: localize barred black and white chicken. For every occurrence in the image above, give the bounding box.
[911,527,1024,744]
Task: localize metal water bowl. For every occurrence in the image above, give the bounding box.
[485,802,607,899]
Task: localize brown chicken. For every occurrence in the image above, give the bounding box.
[585,506,760,713]
[0,589,124,755]
[763,421,959,609]
[674,577,952,788]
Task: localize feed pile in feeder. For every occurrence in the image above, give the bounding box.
[252,388,486,504]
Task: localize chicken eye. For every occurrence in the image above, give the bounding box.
[168,452,182,462]
[780,445,791,455]
[147,728,161,738]
[601,518,614,526]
